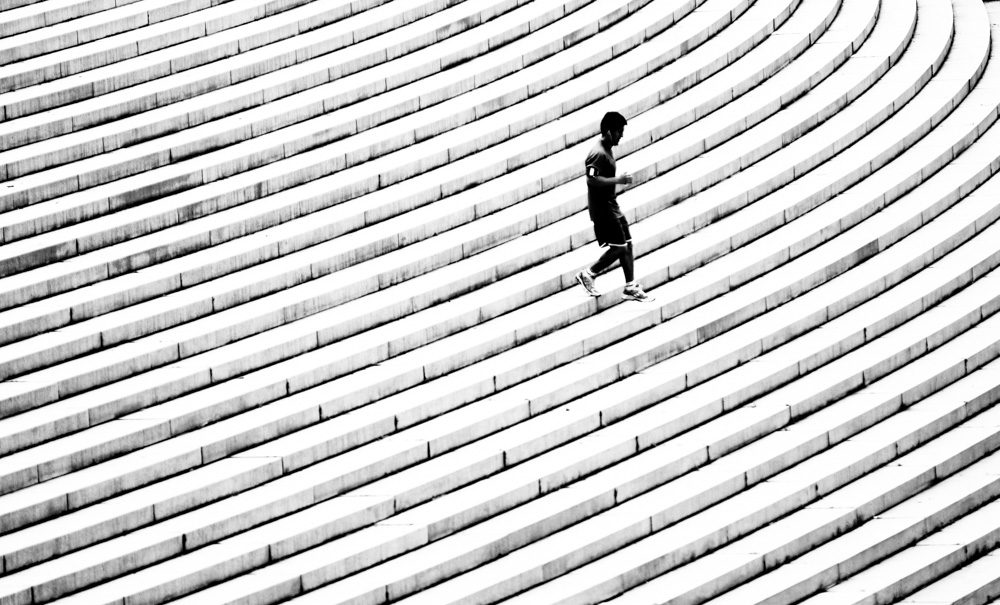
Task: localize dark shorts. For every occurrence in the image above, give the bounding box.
[593,215,631,247]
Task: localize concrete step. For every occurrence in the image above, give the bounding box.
[795,501,1000,605]
[1,21,994,590]
[0,0,812,401]
[0,0,839,363]
[0,0,176,38]
[0,0,441,94]
[891,546,1000,604]
[0,0,992,604]
[0,0,952,472]
[0,0,688,270]
[0,0,527,126]
[0,0,533,148]
[0,0,685,216]
[0,0,919,403]
[0,0,557,175]
[542,358,1000,605]
[0,0,957,499]
[0,0,837,387]
[0,0,315,66]
[0,0,907,462]
[0,2,540,150]
[5,143,999,605]
[183,266,1000,605]
[696,429,1000,605]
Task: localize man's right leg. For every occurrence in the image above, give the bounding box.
[576,245,623,296]
[577,216,626,296]
[590,245,624,275]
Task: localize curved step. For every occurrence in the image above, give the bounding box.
[160,133,1000,605]
[0,0,532,145]
[144,202,1000,605]
[0,0,443,94]
[554,352,1000,605]
[0,0,692,271]
[8,73,998,605]
[0,0,936,504]
[851,541,1000,605]
[1,0,997,604]
[0,0,788,403]
[0,0,824,510]
[0,0,835,389]
[0,0,892,448]
[0,0,976,584]
[0,0,557,174]
[0,0,317,66]
[0,0,940,452]
[0,0,689,249]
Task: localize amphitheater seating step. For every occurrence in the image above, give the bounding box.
[0,2,992,596]
[0,0,960,536]
[0,0,836,393]
[0,0,323,73]
[0,0,916,419]
[4,0,1000,603]
[0,0,920,520]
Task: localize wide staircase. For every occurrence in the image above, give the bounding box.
[3,0,1000,603]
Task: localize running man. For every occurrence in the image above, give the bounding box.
[575,111,653,301]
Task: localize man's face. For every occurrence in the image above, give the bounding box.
[607,126,625,146]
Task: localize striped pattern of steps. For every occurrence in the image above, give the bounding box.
[2,0,1000,603]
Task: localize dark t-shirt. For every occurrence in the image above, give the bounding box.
[584,141,622,221]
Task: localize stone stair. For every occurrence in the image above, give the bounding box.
[3,0,1000,603]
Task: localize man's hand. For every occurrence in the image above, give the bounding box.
[617,172,633,186]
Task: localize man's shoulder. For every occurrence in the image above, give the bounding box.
[586,141,610,163]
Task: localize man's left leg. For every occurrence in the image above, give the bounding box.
[621,240,654,302]
[620,242,634,283]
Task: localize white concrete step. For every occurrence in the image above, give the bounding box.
[0,0,920,452]
[0,2,548,150]
[0,0,519,127]
[90,379,1000,605]
[0,0,314,67]
[0,0,687,214]
[0,0,948,496]
[0,0,840,365]
[0,0,812,395]
[1,29,976,548]
[698,436,1000,605]
[0,0,914,395]
[540,361,1000,605]
[2,38,995,591]
[0,0,708,274]
[7,160,999,605]
[0,0,560,177]
[0,0,837,388]
[0,0,532,148]
[0,0,964,536]
[895,547,1000,604]
[221,278,1000,605]
[0,0,158,38]
[0,0,440,95]
[795,501,1000,605]
[0,0,948,436]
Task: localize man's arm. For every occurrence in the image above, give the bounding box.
[586,169,632,187]
[585,148,633,186]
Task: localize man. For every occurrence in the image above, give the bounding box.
[575,111,653,301]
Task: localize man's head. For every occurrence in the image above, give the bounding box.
[600,111,628,147]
